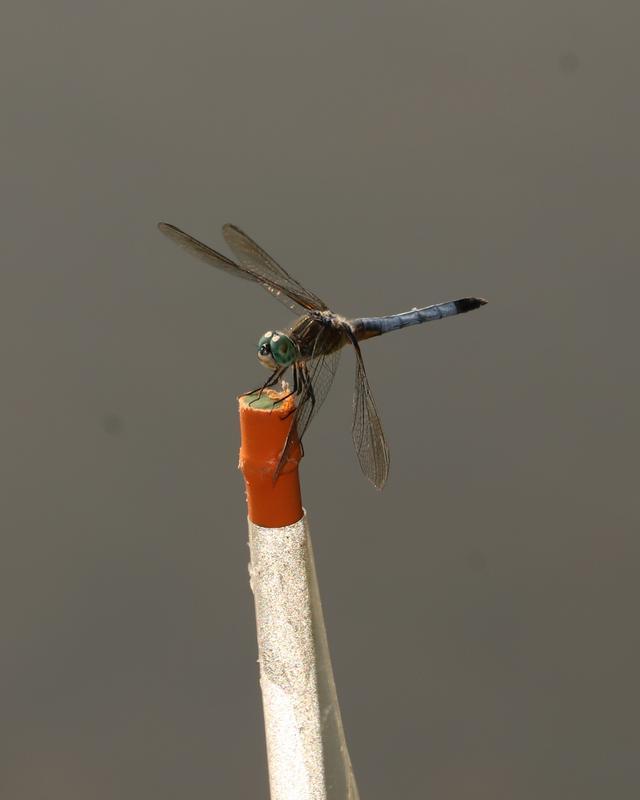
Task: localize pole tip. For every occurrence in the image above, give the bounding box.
[238,390,303,527]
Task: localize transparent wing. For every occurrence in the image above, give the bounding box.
[158,222,324,314]
[223,224,329,312]
[274,330,342,480]
[159,222,257,278]
[294,350,342,444]
[350,339,390,490]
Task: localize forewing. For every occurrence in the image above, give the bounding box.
[350,340,390,490]
[158,222,254,279]
[159,222,312,313]
[223,224,329,312]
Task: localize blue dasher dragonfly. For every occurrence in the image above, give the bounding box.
[158,222,486,489]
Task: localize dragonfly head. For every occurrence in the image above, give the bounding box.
[257,331,298,369]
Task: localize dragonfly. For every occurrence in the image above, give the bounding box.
[158,221,486,489]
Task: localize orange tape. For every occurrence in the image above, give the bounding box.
[238,390,303,527]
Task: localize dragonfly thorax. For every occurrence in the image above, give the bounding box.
[257,330,298,369]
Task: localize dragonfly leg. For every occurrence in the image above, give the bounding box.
[243,367,286,405]
[283,362,315,417]
[278,363,300,407]
[280,365,299,418]
[281,363,311,419]
[262,368,286,392]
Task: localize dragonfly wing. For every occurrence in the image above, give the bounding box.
[350,338,390,490]
[295,350,341,444]
[274,329,342,480]
[223,224,329,312]
[158,223,256,281]
[159,222,316,314]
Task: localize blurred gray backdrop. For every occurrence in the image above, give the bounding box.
[2,1,639,797]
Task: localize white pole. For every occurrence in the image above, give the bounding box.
[248,512,360,800]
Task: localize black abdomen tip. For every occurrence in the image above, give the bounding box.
[455,297,488,313]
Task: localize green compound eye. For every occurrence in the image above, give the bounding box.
[269,332,297,366]
[257,331,297,367]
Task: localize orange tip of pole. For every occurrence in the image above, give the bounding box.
[238,389,303,528]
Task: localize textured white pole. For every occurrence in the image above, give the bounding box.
[248,513,360,800]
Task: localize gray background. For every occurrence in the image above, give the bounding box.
[2,1,639,797]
